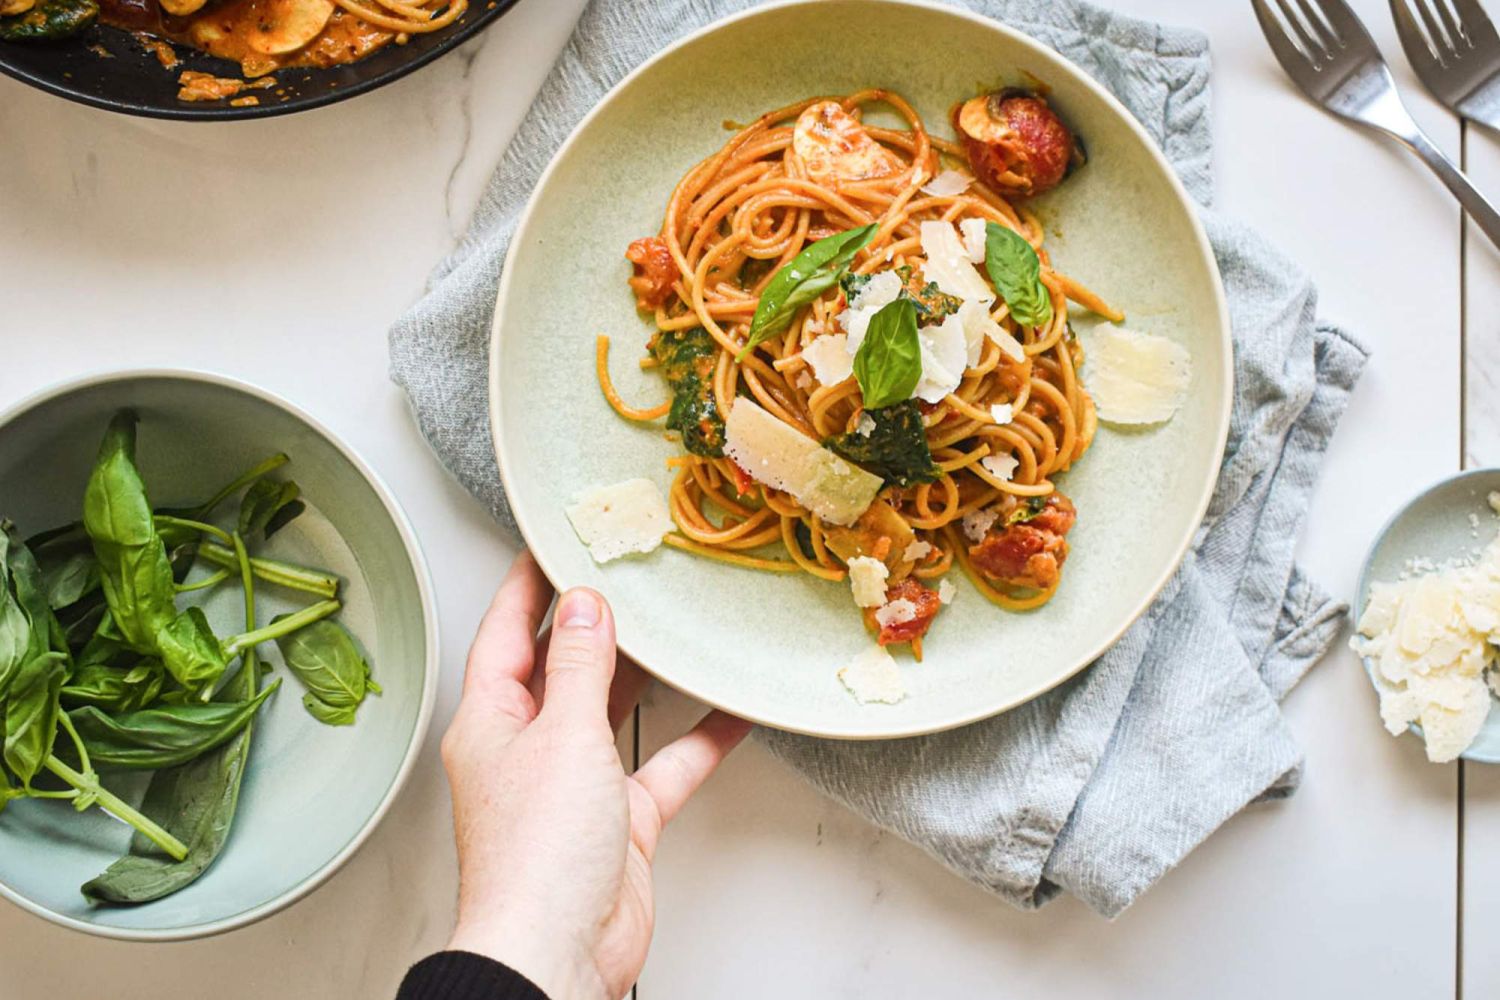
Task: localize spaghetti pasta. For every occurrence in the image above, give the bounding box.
[601,88,1117,654]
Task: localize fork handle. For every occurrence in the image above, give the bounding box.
[1402,131,1500,250]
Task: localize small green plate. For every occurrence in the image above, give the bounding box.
[0,370,438,940]
[491,0,1233,739]
[1355,468,1500,764]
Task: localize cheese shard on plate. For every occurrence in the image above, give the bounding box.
[920,169,973,198]
[913,312,968,404]
[565,478,672,563]
[1084,326,1192,425]
[937,579,957,604]
[847,556,889,608]
[959,217,988,263]
[837,643,907,705]
[1350,535,1500,762]
[724,397,881,526]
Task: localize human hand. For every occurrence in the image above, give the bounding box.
[440,551,751,1000]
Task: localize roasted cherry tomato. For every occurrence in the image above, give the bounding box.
[952,90,1082,199]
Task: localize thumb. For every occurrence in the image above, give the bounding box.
[539,588,617,722]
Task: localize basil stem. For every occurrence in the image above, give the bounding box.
[736,224,878,362]
[196,543,339,599]
[175,569,231,594]
[152,516,232,547]
[43,756,187,861]
[222,599,341,659]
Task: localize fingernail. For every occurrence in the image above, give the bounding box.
[557,590,601,630]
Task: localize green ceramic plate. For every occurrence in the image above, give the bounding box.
[1355,468,1500,763]
[491,0,1232,739]
[0,370,438,939]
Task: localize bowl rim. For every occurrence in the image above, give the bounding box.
[0,366,441,940]
[1353,465,1500,765]
[0,0,521,121]
[488,0,1234,740]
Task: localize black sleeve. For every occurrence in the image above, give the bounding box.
[397,951,550,1000]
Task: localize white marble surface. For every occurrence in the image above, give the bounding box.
[0,0,1480,996]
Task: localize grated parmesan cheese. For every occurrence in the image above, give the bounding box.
[961,506,1000,543]
[938,579,957,604]
[874,599,918,628]
[919,221,995,304]
[1350,534,1500,762]
[920,170,973,198]
[838,643,907,704]
[959,217,988,263]
[1084,327,1192,425]
[980,454,1019,482]
[565,478,672,563]
[802,333,853,386]
[724,398,882,526]
[847,556,889,608]
[990,403,1014,425]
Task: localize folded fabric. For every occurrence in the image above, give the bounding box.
[388,0,1368,916]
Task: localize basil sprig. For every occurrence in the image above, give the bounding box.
[853,299,922,410]
[736,223,878,361]
[984,222,1054,329]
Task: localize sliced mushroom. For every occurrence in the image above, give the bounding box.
[245,0,333,55]
[791,101,900,187]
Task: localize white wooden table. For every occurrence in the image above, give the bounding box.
[0,0,1487,995]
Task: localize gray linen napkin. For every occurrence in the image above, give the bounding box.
[389,0,1368,917]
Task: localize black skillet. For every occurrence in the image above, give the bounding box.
[0,0,522,119]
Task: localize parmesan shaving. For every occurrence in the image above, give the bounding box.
[802,333,853,386]
[920,170,973,198]
[847,556,890,608]
[990,403,1014,425]
[938,579,957,604]
[565,478,672,563]
[961,507,1000,543]
[913,312,968,404]
[875,599,918,627]
[838,644,907,704]
[959,217,988,263]
[919,221,995,304]
[980,454,1019,482]
[724,398,882,526]
[1084,327,1192,425]
[903,540,932,562]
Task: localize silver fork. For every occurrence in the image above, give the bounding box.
[1390,0,1500,128]
[1253,0,1500,248]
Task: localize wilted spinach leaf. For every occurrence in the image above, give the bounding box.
[826,400,939,487]
[650,326,725,457]
[0,0,97,40]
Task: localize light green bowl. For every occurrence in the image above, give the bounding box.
[492,0,1232,739]
[0,370,438,940]
[1355,468,1500,763]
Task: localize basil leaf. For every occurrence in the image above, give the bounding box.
[83,412,177,652]
[153,607,229,695]
[40,549,100,611]
[3,650,67,785]
[275,619,379,727]
[68,679,279,770]
[0,528,35,700]
[826,400,939,487]
[737,224,878,361]
[61,660,165,714]
[853,299,922,410]
[238,478,305,541]
[983,222,1053,329]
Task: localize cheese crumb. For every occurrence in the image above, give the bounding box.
[565,478,672,563]
[1350,534,1500,762]
[920,170,973,198]
[903,540,932,562]
[855,412,877,437]
[961,506,1000,543]
[959,218,987,263]
[875,599,918,627]
[847,556,890,607]
[980,454,1019,482]
[724,398,882,526]
[837,644,907,704]
[938,579,957,604]
[990,403,1014,425]
[794,371,814,390]
[802,333,853,386]
[1084,327,1193,425]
